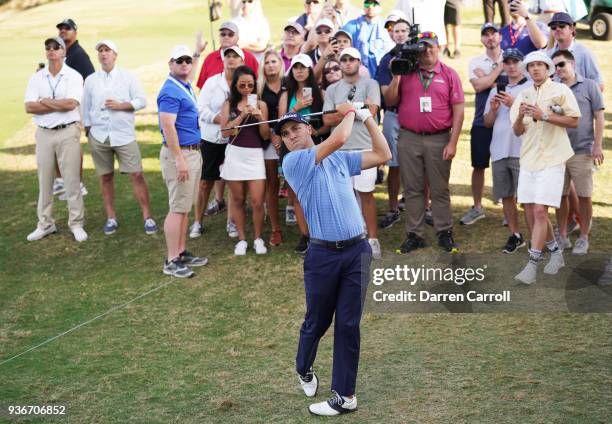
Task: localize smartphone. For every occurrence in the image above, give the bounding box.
[496,83,506,93]
[303,87,312,100]
[247,94,258,108]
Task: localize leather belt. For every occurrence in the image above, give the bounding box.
[401,127,451,136]
[179,144,200,150]
[40,121,77,130]
[309,233,366,250]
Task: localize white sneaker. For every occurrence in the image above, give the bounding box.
[253,238,267,254]
[285,207,296,225]
[26,225,57,241]
[227,222,239,238]
[299,368,318,397]
[544,251,565,274]
[71,227,88,242]
[52,178,65,195]
[80,182,88,196]
[234,240,248,256]
[556,236,572,250]
[189,221,203,239]
[308,391,357,416]
[572,237,589,255]
[368,238,381,260]
[515,261,537,285]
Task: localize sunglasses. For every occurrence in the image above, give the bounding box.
[340,57,358,63]
[220,31,234,37]
[306,0,320,4]
[417,31,437,40]
[324,65,341,74]
[174,57,192,65]
[316,28,331,35]
[238,83,255,89]
[58,25,73,31]
[550,23,569,30]
[242,0,253,3]
[45,44,62,51]
[554,61,568,69]
[364,2,379,8]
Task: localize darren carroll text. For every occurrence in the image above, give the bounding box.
[372,290,512,302]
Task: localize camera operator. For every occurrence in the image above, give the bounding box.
[384,32,464,254]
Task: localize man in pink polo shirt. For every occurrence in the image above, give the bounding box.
[384,31,464,253]
[195,21,259,89]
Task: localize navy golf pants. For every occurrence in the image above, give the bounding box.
[295,239,372,396]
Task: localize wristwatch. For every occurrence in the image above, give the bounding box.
[193,52,201,58]
[541,111,549,121]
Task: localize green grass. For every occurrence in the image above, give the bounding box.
[1,1,611,423]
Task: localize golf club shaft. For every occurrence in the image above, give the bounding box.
[221,106,369,131]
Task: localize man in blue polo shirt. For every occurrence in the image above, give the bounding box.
[499,0,548,55]
[342,0,394,78]
[158,43,208,278]
[277,104,390,416]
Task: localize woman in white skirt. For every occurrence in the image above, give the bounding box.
[258,49,285,247]
[220,66,270,255]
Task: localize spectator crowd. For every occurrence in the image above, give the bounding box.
[24,0,605,285]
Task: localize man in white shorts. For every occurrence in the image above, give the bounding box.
[323,47,382,258]
[510,50,581,284]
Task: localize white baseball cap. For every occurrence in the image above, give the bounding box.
[521,50,555,77]
[95,39,118,54]
[170,45,192,60]
[288,53,314,71]
[315,18,334,31]
[385,10,408,26]
[219,21,239,34]
[222,45,245,60]
[339,47,361,61]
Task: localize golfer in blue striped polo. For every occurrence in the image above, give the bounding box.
[276,103,391,416]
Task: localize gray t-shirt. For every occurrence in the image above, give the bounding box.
[567,75,604,154]
[323,77,381,150]
[485,78,532,162]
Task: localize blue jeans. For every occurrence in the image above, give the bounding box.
[295,239,372,396]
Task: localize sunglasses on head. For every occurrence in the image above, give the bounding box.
[316,28,331,35]
[174,57,192,65]
[238,82,255,89]
[45,44,61,51]
[554,61,568,69]
[550,23,569,30]
[417,31,437,40]
[324,65,341,74]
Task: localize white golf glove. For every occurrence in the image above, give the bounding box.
[351,101,365,109]
[355,108,371,122]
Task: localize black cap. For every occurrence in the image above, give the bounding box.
[56,18,77,30]
[503,48,524,62]
[548,12,574,26]
[274,112,309,135]
[481,22,499,34]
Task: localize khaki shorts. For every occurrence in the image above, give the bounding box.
[563,154,593,197]
[88,133,143,176]
[160,145,202,213]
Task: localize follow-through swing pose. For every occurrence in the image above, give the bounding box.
[275,103,391,416]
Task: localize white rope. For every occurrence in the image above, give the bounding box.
[0,279,178,367]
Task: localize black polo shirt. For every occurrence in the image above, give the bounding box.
[66,40,95,80]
